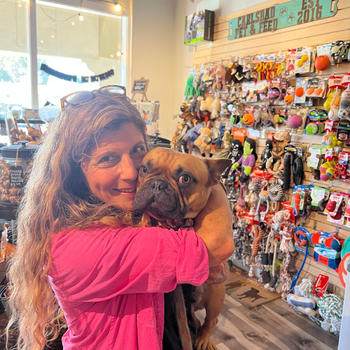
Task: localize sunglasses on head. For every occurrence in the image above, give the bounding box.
[60,85,127,112]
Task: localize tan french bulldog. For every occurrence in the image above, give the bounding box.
[133,147,231,350]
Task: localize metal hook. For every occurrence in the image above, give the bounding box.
[335,227,339,234]
[313,220,317,230]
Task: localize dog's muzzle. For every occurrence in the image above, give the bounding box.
[133,178,183,219]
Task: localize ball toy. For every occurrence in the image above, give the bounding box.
[289,114,303,129]
[295,87,304,97]
[315,55,330,71]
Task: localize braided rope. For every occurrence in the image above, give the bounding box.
[317,294,344,334]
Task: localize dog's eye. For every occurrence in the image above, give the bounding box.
[179,174,191,185]
[140,165,148,175]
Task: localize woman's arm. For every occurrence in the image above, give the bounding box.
[194,184,234,267]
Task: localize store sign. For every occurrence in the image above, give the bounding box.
[228,0,338,40]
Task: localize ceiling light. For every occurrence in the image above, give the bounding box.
[51,35,55,38]
[40,40,44,43]
[116,52,122,57]
[114,3,122,12]
[78,14,84,21]
[110,54,114,58]
[72,22,75,25]
[18,3,22,7]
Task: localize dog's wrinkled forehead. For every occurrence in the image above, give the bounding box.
[141,148,208,182]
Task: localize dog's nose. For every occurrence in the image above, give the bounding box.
[152,179,168,192]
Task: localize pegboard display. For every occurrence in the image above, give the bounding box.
[172,0,350,308]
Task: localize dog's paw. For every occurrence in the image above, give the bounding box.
[195,324,217,350]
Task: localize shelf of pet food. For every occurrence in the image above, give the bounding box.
[214,0,350,42]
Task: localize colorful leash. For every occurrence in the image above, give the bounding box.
[174,285,193,350]
[290,228,309,291]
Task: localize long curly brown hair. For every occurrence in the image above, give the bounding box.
[6,93,149,350]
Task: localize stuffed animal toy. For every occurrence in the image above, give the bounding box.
[210,126,221,156]
[213,64,227,91]
[189,96,203,122]
[200,95,214,125]
[192,72,204,97]
[245,90,256,102]
[182,124,203,154]
[259,140,273,169]
[222,139,243,179]
[171,121,184,150]
[211,96,221,120]
[180,102,197,128]
[194,127,212,157]
[232,138,257,183]
[234,65,244,82]
[184,76,195,99]
[223,129,233,151]
[338,85,350,121]
[225,65,233,85]
[201,67,214,88]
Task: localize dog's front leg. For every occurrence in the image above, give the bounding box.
[194,283,225,350]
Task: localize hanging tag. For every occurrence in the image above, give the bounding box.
[215,121,220,129]
[9,165,24,188]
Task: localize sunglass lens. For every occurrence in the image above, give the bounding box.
[66,91,95,106]
[102,86,126,95]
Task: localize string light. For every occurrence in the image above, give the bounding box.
[78,13,84,21]
[51,35,55,38]
[72,21,75,25]
[114,3,122,12]
[116,52,121,57]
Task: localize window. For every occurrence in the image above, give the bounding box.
[0,0,30,107]
[0,0,125,109]
[36,2,124,106]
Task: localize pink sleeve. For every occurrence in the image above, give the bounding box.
[49,225,209,303]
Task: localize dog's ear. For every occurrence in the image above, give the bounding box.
[204,158,232,186]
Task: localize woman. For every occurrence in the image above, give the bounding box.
[7,86,233,350]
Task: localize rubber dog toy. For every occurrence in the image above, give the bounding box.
[310,232,342,251]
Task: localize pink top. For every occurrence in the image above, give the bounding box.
[48,224,209,350]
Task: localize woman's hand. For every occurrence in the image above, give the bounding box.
[194,184,234,267]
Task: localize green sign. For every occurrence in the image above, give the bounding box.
[228,0,338,40]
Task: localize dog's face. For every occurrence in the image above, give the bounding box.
[132,148,231,220]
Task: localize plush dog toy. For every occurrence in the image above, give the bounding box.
[194,127,212,157]
[213,64,227,91]
[182,124,203,154]
[133,148,231,350]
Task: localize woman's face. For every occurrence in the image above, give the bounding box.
[81,123,147,211]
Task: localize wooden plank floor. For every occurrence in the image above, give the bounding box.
[196,294,339,350]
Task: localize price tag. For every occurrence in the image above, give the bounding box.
[215,121,220,128]
[9,165,24,188]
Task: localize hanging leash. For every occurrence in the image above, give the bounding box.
[174,285,193,350]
